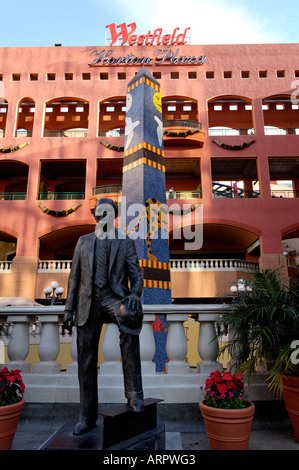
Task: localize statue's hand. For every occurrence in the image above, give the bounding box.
[127,292,141,311]
[62,311,74,335]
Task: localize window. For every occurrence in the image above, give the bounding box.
[153,72,161,79]
[0,74,3,81]
[47,73,56,81]
[277,70,285,78]
[99,72,109,80]
[82,73,91,80]
[183,105,192,111]
[188,71,197,79]
[117,72,126,80]
[223,71,232,79]
[29,73,38,81]
[76,106,84,112]
[170,71,179,79]
[206,71,214,79]
[64,73,73,81]
[229,105,238,111]
[295,70,299,78]
[106,106,115,112]
[245,104,252,110]
[241,71,250,78]
[60,106,69,112]
[262,104,269,110]
[276,104,284,110]
[259,70,267,78]
[12,74,21,81]
[292,104,299,110]
[214,105,222,111]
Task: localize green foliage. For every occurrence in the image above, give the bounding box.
[216,267,299,395]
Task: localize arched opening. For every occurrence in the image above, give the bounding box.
[208,95,254,136]
[0,99,8,138]
[263,94,299,135]
[44,97,89,137]
[15,97,35,137]
[98,96,126,137]
[169,222,260,301]
[39,225,94,260]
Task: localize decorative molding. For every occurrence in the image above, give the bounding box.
[212,138,255,150]
[38,202,83,217]
[0,141,30,153]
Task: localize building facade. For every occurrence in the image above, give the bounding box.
[0,38,299,303]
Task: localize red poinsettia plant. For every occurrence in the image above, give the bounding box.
[201,369,250,409]
[0,367,25,406]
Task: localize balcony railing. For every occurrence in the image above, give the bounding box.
[264,127,299,135]
[167,190,202,199]
[212,183,260,199]
[271,190,299,198]
[170,258,258,271]
[163,119,202,129]
[0,261,12,272]
[209,128,254,136]
[44,130,88,137]
[98,129,125,137]
[38,192,85,200]
[0,192,27,200]
[0,303,272,403]
[37,258,258,274]
[92,185,122,196]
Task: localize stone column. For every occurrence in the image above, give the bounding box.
[165,313,189,373]
[33,314,63,373]
[6,315,31,372]
[197,315,222,374]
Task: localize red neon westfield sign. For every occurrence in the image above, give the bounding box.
[106,22,190,47]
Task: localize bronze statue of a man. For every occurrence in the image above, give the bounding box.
[64,198,144,436]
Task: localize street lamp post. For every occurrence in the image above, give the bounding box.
[44,281,64,305]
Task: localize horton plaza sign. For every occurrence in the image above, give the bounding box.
[88,22,207,66]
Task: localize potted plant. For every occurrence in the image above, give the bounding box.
[199,369,255,450]
[216,267,299,442]
[0,367,25,450]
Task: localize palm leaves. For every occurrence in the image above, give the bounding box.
[216,267,299,395]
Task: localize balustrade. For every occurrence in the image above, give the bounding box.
[3,304,264,403]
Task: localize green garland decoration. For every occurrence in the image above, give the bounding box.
[212,138,255,151]
[164,129,199,137]
[100,140,124,152]
[0,141,30,153]
[38,201,83,217]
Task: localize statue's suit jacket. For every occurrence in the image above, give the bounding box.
[65,230,143,327]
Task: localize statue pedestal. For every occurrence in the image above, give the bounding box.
[39,398,164,450]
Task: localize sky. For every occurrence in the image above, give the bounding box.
[0,0,298,47]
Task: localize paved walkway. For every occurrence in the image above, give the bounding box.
[9,401,299,451]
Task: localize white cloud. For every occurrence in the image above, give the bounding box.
[100,0,279,44]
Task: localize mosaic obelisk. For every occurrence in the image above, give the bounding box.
[121,66,171,370]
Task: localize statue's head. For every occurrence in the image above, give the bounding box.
[94,198,118,235]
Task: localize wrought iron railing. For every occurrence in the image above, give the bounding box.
[38,192,85,200]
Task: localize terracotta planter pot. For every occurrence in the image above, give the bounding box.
[0,398,25,450]
[199,400,255,450]
[282,375,299,443]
